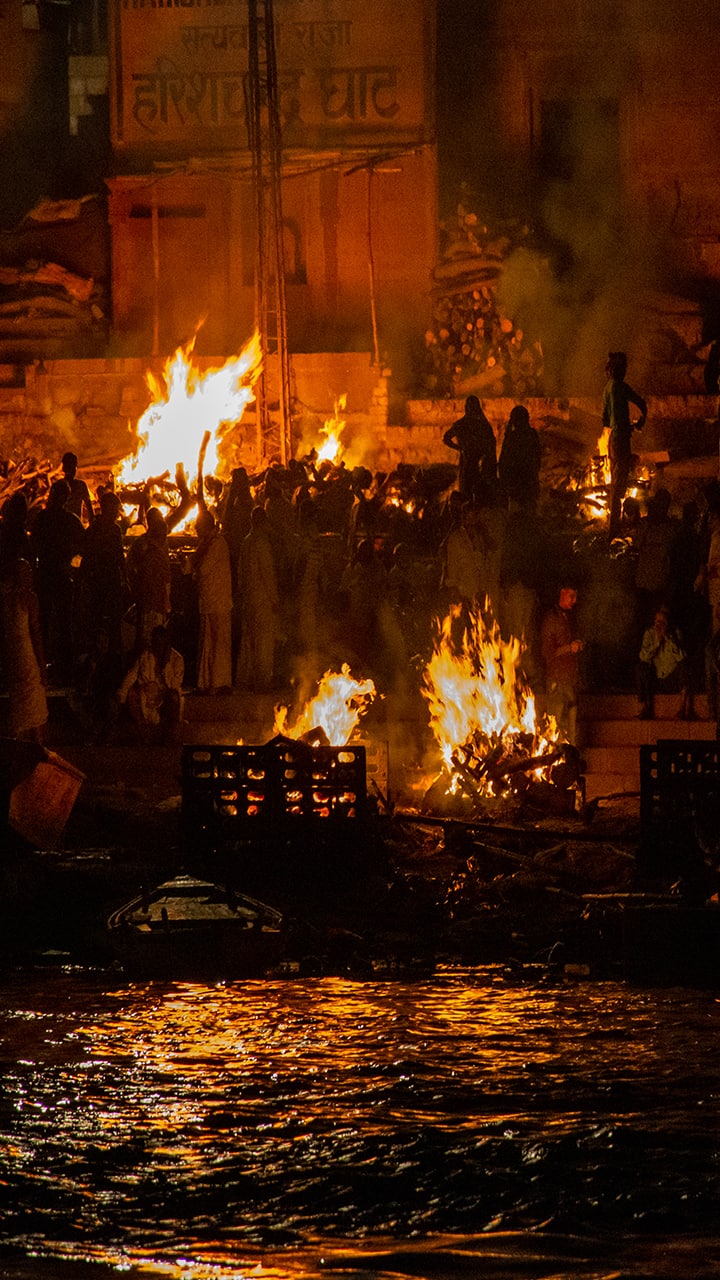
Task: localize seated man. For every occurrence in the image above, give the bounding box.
[637,605,692,719]
[116,625,184,743]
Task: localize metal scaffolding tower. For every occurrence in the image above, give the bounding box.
[246,0,292,466]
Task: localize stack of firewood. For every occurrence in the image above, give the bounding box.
[419,205,544,398]
[0,457,53,508]
[422,729,585,820]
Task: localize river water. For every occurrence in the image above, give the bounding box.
[1,965,720,1280]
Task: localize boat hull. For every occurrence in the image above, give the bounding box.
[107,874,287,979]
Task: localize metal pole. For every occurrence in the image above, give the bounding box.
[367,165,381,369]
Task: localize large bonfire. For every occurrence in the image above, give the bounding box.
[116,331,263,500]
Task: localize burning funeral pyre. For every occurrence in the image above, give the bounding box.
[115,331,263,526]
[421,604,585,819]
[273,665,377,748]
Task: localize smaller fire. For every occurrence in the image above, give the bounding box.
[315,395,347,465]
[422,605,570,809]
[273,664,376,747]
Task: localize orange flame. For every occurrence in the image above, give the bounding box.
[273,664,376,745]
[117,331,262,489]
[422,605,558,794]
[596,427,612,485]
[316,395,347,465]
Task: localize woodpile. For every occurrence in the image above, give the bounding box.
[419,203,544,398]
[0,260,107,362]
[0,457,53,508]
[422,733,585,821]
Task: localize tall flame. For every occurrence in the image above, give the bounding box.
[422,605,558,789]
[273,664,376,745]
[118,331,262,487]
[316,395,347,465]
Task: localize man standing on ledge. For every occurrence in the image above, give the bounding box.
[602,351,647,540]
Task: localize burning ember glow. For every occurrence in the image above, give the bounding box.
[315,395,347,465]
[273,664,376,746]
[422,605,569,808]
[596,427,612,485]
[117,331,262,491]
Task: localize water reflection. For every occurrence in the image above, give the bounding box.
[1,968,720,1279]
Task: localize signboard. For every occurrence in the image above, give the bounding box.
[111,0,433,157]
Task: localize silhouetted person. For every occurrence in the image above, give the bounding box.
[0,491,32,574]
[602,351,647,539]
[540,581,584,745]
[76,489,127,654]
[127,506,172,653]
[634,488,679,629]
[236,505,280,693]
[443,394,497,503]
[70,626,124,744]
[31,479,85,685]
[61,451,95,525]
[498,404,542,511]
[194,508,233,693]
[0,558,47,742]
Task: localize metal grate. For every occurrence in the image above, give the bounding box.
[182,738,367,841]
[640,739,720,876]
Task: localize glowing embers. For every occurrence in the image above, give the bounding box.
[275,740,364,820]
[273,664,376,747]
[182,740,367,837]
[183,745,272,822]
[421,604,575,814]
[116,329,262,520]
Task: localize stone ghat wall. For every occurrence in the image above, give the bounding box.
[0,356,717,482]
[377,396,720,476]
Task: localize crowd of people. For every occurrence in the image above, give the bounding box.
[1,352,719,750]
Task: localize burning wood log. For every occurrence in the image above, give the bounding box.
[0,458,53,503]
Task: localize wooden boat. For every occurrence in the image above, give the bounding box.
[107,873,287,978]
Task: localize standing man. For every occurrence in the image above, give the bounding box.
[540,580,584,745]
[443,395,497,504]
[61,452,95,525]
[602,351,647,540]
[31,478,86,685]
[194,507,233,693]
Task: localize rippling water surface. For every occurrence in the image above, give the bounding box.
[2,967,720,1280]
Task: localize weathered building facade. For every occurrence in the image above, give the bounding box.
[106,0,438,386]
[1,3,720,411]
[438,1,720,396]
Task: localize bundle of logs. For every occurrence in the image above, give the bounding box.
[423,730,585,820]
[419,204,544,399]
[0,457,54,508]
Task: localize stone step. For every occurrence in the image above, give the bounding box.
[581,745,642,801]
[579,692,711,721]
[182,691,278,743]
[580,715,717,748]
